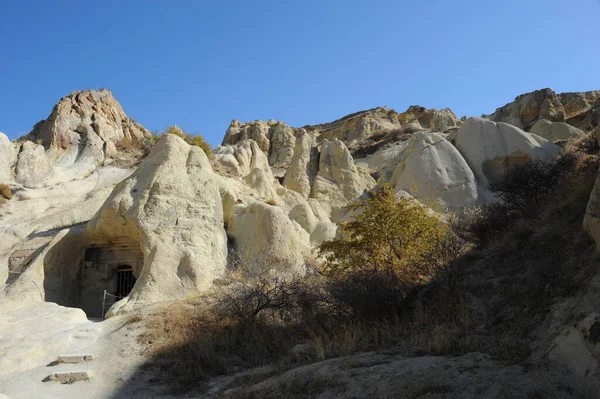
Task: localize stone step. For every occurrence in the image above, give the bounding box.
[44,371,91,383]
[57,354,94,364]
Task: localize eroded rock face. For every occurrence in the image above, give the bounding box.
[489,88,566,130]
[312,139,376,215]
[454,117,561,187]
[16,89,150,187]
[386,132,479,211]
[87,134,227,316]
[222,106,461,171]
[283,130,319,199]
[490,88,600,134]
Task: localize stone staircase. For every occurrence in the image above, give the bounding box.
[44,354,94,384]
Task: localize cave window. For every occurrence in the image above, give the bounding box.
[115,265,136,300]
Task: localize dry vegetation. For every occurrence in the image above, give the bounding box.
[165,125,212,158]
[139,134,600,394]
[0,183,12,207]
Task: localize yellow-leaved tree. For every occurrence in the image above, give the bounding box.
[319,185,448,285]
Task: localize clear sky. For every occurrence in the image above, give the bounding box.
[1,1,599,146]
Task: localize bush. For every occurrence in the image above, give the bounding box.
[165,125,212,158]
[488,154,575,215]
[325,268,407,320]
[461,153,577,245]
[216,251,311,324]
[318,184,448,282]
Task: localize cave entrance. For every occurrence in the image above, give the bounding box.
[115,265,136,300]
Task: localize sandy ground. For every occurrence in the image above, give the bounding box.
[0,301,171,399]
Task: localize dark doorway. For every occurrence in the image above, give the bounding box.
[115,265,136,300]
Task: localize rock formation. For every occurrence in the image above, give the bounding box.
[0,87,590,320]
[454,117,560,187]
[15,89,150,188]
[385,132,479,211]
[490,88,600,133]
[87,134,227,316]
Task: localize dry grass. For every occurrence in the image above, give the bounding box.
[0,184,12,200]
[140,276,473,393]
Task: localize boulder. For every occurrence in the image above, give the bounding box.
[386,132,479,211]
[529,119,585,142]
[227,201,310,275]
[0,133,17,183]
[87,134,227,316]
[454,117,561,187]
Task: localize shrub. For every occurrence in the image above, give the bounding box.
[488,154,575,215]
[461,153,578,245]
[216,251,311,324]
[325,268,407,320]
[318,184,448,282]
[165,125,212,158]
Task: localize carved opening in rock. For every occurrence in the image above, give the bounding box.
[76,239,143,318]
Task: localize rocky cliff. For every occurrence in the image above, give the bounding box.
[3,87,600,317]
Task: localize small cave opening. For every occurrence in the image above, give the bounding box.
[77,239,143,319]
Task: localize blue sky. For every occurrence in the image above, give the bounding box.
[1,1,599,146]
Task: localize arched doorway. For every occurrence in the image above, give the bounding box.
[115,265,136,300]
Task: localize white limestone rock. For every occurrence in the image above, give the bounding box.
[386,132,479,211]
[87,134,227,316]
[454,117,561,187]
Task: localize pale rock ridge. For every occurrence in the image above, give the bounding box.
[385,132,479,211]
[454,117,561,187]
[222,106,461,170]
[86,134,227,316]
